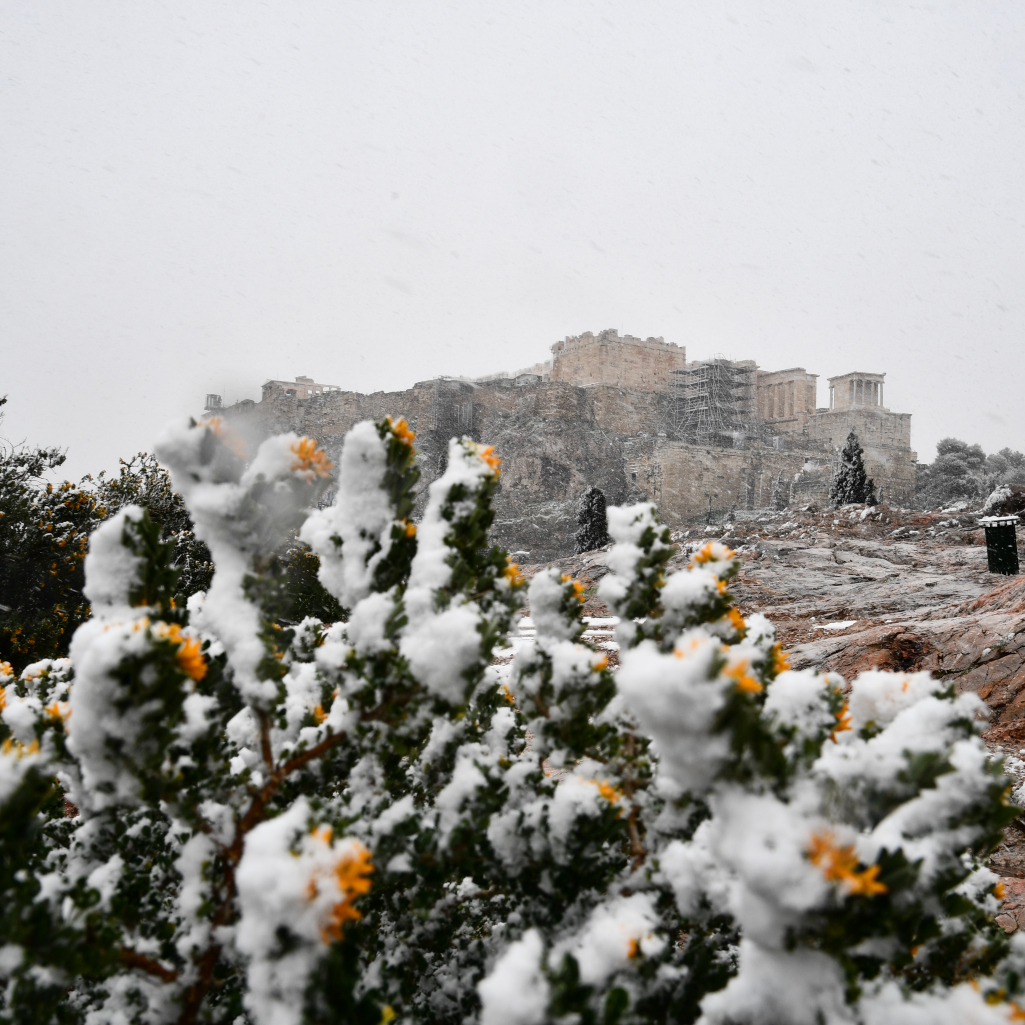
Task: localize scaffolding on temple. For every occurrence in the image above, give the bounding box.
[669,358,756,447]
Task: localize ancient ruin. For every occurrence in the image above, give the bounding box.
[221,329,916,560]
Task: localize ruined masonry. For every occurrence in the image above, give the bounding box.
[220,330,916,562]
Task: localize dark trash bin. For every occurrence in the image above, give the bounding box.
[979,515,1020,576]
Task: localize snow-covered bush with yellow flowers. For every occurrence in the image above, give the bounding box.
[1,413,1024,1025]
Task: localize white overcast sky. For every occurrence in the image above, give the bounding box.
[2,1,1023,478]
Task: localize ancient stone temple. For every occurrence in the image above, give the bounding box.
[220,329,916,561]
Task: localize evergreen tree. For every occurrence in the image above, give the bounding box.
[575,485,610,553]
[829,429,876,506]
[770,470,789,511]
[915,437,993,509]
[0,397,105,671]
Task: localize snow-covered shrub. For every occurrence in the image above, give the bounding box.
[0,414,1022,1025]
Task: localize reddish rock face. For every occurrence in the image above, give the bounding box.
[997,877,1025,934]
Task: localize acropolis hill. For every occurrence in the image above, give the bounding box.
[218,329,916,561]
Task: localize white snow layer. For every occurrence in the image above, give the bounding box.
[300,420,396,609]
[478,929,551,1025]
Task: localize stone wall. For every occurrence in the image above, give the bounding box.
[756,368,819,423]
[549,329,686,393]
[621,440,831,525]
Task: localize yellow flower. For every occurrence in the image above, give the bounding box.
[674,635,707,658]
[2,738,40,758]
[312,704,327,725]
[322,843,374,942]
[807,831,887,897]
[829,703,852,743]
[378,1007,396,1025]
[176,635,207,682]
[724,658,762,694]
[726,607,746,635]
[592,655,608,671]
[200,416,248,458]
[596,780,622,805]
[995,881,1007,900]
[387,416,416,446]
[45,701,71,725]
[690,542,735,567]
[291,437,333,481]
[404,520,417,538]
[311,824,333,844]
[771,643,790,674]
[471,443,501,476]
[152,623,207,681]
[499,685,515,705]
[504,561,525,586]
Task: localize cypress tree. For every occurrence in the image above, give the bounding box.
[771,470,789,511]
[829,429,877,506]
[575,485,611,553]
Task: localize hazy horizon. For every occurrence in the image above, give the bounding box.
[3,1,1024,480]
